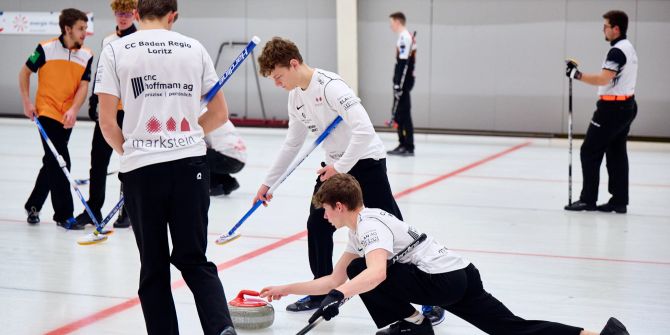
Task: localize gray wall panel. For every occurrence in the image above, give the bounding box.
[357,0,432,128]
[1,0,668,138]
[357,0,669,138]
[491,1,565,133]
[632,0,670,137]
[247,0,306,120]
[430,0,497,131]
[306,0,337,91]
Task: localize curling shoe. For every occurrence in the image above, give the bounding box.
[564,200,596,212]
[376,318,434,335]
[600,317,629,335]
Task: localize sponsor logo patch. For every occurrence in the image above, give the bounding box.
[28,50,41,64]
[131,74,194,99]
[337,94,360,111]
[360,230,379,248]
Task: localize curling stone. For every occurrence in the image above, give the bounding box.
[228,290,274,329]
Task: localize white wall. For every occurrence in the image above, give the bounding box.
[358,0,670,137]
[1,0,668,137]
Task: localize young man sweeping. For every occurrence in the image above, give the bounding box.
[254,37,445,324]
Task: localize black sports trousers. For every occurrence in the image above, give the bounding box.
[307,158,402,299]
[348,260,584,334]
[85,110,126,217]
[120,156,233,335]
[579,98,637,206]
[394,77,415,152]
[25,116,73,222]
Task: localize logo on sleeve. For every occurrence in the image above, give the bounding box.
[28,50,41,64]
[95,64,104,84]
[337,94,360,111]
[360,230,379,248]
[407,226,421,240]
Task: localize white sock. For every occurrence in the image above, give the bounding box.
[404,311,425,325]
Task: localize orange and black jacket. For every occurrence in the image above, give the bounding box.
[25,35,93,123]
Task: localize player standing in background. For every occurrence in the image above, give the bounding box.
[75,0,138,228]
[564,10,637,214]
[19,8,93,229]
[387,11,416,157]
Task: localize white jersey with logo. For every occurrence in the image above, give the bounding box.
[205,120,247,163]
[396,29,416,60]
[345,208,470,274]
[102,32,120,49]
[94,26,137,112]
[264,69,385,186]
[598,38,637,96]
[95,29,219,173]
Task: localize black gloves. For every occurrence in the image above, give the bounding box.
[308,289,345,323]
[393,84,403,100]
[565,59,582,80]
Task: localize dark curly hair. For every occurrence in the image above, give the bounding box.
[257,37,303,77]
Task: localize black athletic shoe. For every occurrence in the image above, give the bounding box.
[210,185,226,196]
[57,217,85,230]
[422,305,445,326]
[210,178,241,196]
[219,325,237,335]
[600,317,629,335]
[222,178,240,195]
[596,202,627,214]
[564,200,596,211]
[26,206,40,225]
[74,211,102,227]
[113,212,131,228]
[286,296,322,312]
[376,318,434,335]
[387,145,407,156]
[400,149,415,157]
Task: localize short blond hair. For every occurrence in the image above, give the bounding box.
[111,0,137,13]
